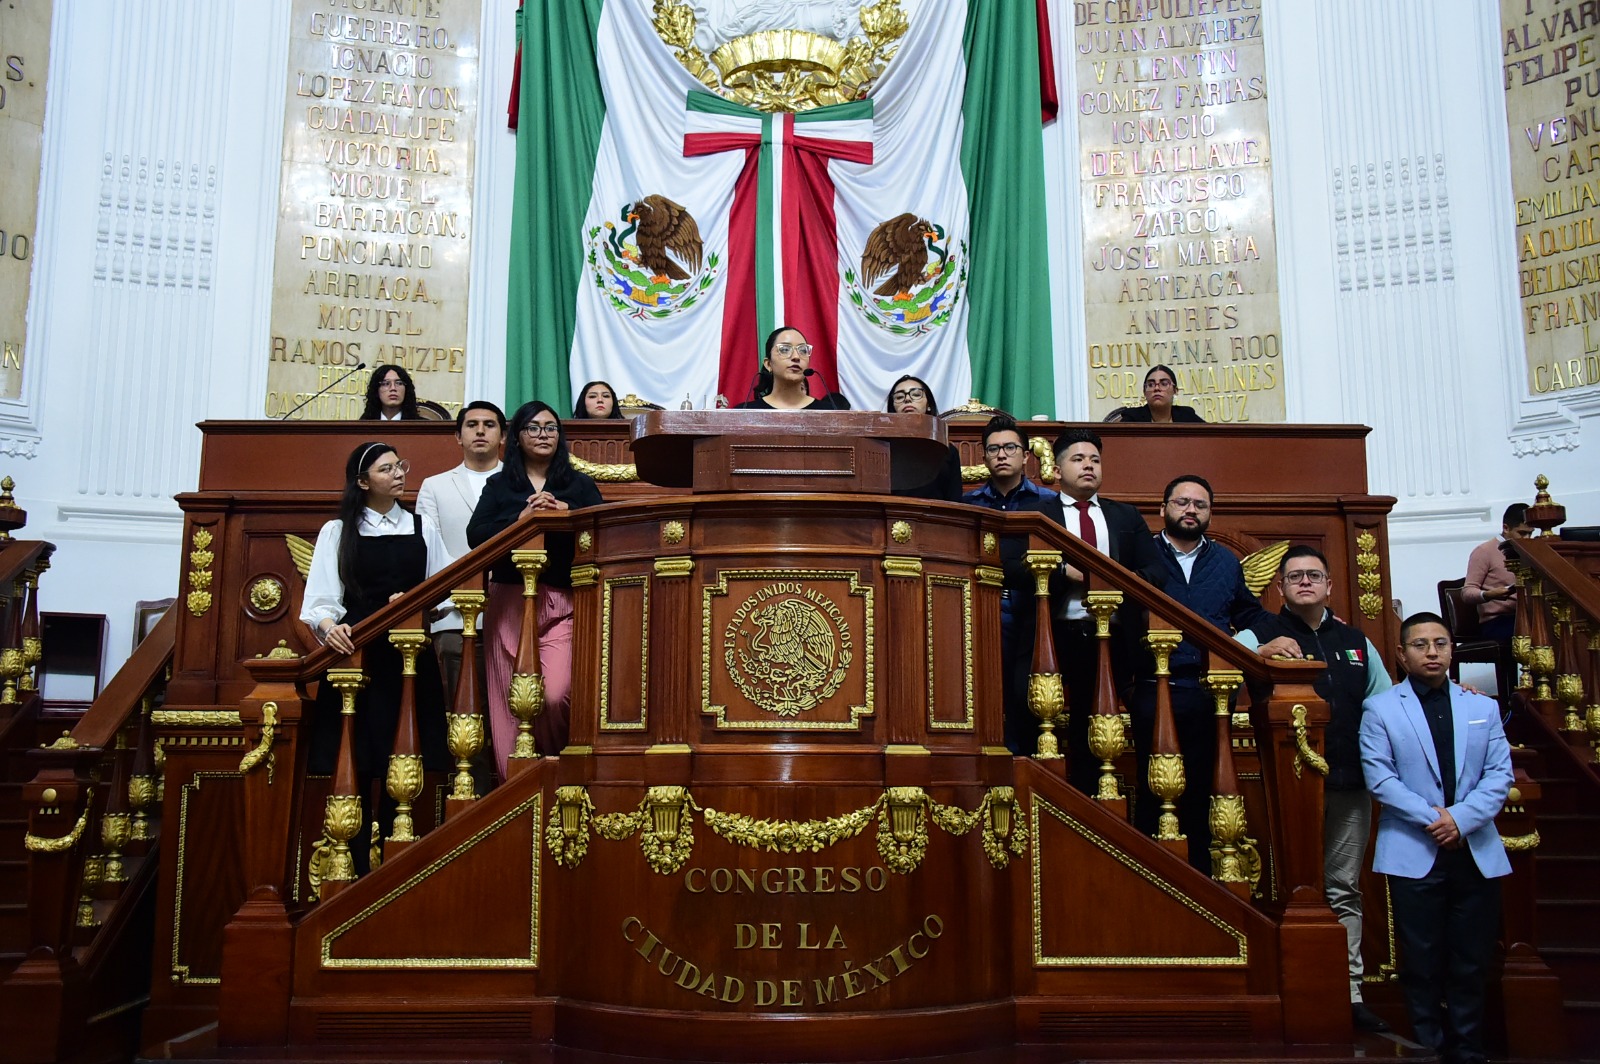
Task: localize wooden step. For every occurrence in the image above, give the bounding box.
[1541,946,1600,998]
[0,817,23,856]
[0,858,24,903]
[1533,812,1600,853]
[1565,999,1600,1058]
[1536,899,1600,949]
[0,902,25,952]
[0,781,22,821]
[1535,854,1600,901]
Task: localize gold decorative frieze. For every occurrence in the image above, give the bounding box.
[882,556,922,579]
[152,709,242,728]
[570,456,639,483]
[186,528,215,617]
[653,556,695,578]
[1354,531,1383,620]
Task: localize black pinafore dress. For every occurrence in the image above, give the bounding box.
[307,513,449,778]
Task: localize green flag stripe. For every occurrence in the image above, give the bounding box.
[793,99,874,123]
[961,0,1053,417]
[506,0,607,410]
[755,112,776,348]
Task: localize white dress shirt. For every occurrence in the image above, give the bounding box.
[1059,494,1110,621]
[299,505,453,639]
[1161,531,1205,581]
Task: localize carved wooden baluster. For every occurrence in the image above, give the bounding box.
[1084,590,1126,816]
[1551,599,1585,734]
[320,668,367,897]
[1584,625,1600,764]
[446,590,487,818]
[1143,628,1187,859]
[96,732,133,891]
[1024,549,1064,766]
[18,566,40,692]
[1526,575,1560,727]
[385,629,429,856]
[125,695,158,851]
[1509,549,1534,694]
[1204,669,1250,896]
[507,549,549,775]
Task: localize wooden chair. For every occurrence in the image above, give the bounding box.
[416,400,451,421]
[1437,578,1514,708]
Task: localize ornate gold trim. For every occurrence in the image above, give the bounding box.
[1030,794,1248,967]
[890,520,913,544]
[153,709,242,727]
[600,574,650,731]
[1290,704,1329,778]
[961,463,988,484]
[974,565,1004,588]
[237,702,278,782]
[322,793,542,969]
[701,568,875,731]
[653,556,695,578]
[173,772,238,984]
[247,576,284,613]
[1354,530,1382,620]
[661,520,686,546]
[1028,436,1057,484]
[882,555,922,579]
[925,573,974,730]
[569,455,638,482]
[186,527,216,617]
[23,786,93,853]
[569,563,599,588]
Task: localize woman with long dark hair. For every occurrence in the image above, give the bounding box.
[467,401,604,773]
[885,374,964,501]
[359,364,420,420]
[300,441,452,871]
[1109,364,1204,423]
[572,380,625,419]
[734,326,850,410]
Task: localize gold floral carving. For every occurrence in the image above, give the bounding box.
[248,577,284,613]
[1028,436,1057,484]
[961,463,988,484]
[652,0,908,113]
[1146,753,1186,841]
[187,528,216,617]
[577,531,592,554]
[1500,830,1541,852]
[878,786,929,874]
[1354,530,1382,620]
[982,532,997,556]
[661,520,686,546]
[447,714,485,801]
[890,520,912,544]
[569,455,638,482]
[546,786,594,868]
[385,754,425,842]
[237,702,279,784]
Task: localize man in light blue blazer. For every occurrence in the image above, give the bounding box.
[1360,611,1512,1064]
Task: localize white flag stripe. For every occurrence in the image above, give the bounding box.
[684,109,764,139]
[769,113,786,328]
[790,118,876,144]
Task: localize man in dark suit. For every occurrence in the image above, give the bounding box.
[1361,612,1512,1064]
[963,414,1065,755]
[1050,428,1167,794]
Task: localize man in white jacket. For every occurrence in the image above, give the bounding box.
[415,401,506,698]
[1360,611,1512,1064]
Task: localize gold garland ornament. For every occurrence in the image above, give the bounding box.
[24,786,94,854]
[237,702,279,784]
[570,455,639,483]
[546,785,1028,874]
[1290,704,1329,779]
[1500,830,1540,853]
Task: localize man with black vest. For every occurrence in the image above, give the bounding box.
[1237,545,1392,1033]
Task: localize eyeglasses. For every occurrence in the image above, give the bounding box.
[1166,497,1211,511]
[1282,570,1328,585]
[773,343,813,357]
[1405,638,1452,652]
[984,442,1023,456]
[369,459,410,477]
[892,388,927,403]
[377,377,405,389]
[1143,378,1175,390]
[521,423,561,438]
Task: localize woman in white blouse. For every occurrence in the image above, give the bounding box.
[299,441,452,872]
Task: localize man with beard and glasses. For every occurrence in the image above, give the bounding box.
[1132,474,1266,870]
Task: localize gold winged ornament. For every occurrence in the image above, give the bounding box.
[1239,540,1290,598]
[285,534,316,579]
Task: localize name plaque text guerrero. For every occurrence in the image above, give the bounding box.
[1076,0,1284,422]
[1502,0,1600,397]
[266,0,479,418]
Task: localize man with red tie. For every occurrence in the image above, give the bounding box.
[1050,429,1168,795]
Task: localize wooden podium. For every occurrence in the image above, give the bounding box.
[125,416,1399,1060]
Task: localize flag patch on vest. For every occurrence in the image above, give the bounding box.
[1343,648,1365,664]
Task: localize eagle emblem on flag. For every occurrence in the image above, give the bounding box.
[845,214,965,335]
[587,195,720,320]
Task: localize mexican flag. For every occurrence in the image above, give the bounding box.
[507,0,1052,415]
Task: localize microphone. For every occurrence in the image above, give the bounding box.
[279,362,367,420]
[803,367,842,410]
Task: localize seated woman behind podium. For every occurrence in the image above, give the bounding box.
[300,441,452,873]
[572,380,625,419]
[734,326,851,410]
[358,364,420,421]
[886,374,963,501]
[466,401,604,776]
[1105,364,1204,423]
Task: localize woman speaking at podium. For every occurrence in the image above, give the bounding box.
[300,441,452,872]
[735,326,851,411]
[467,401,604,775]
